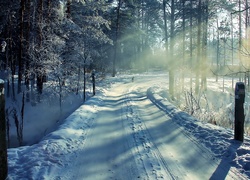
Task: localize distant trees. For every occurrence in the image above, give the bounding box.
[209,0,250,91]
[106,0,163,75]
[162,0,206,98]
[160,0,250,97]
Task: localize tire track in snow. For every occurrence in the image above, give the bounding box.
[121,85,176,179]
[68,86,143,180]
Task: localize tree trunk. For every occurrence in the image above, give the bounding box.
[169,0,175,99]
[36,0,44,98]
[231,14,234,89]
[7,12,16,101]
[0,82,7,180]
[245,0,249,91]
[163,0,168,63]
[112,0,122,77]
[201,0,208,91]
[25,0,31,102]
[195,0,202,94]
[163,0,170,93]
[83,61,86,102]
[18,0,25,94]
[181,0,186,92]
[66,0,71,18]
[216,18,220,82]
[47,0,52,19]
[189,0,193,91]
[92,71,95,96]
[239,0,242,81]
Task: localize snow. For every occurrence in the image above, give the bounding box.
[6,73,250,179]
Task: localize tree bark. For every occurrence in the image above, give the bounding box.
[112,0,122,77]
[83,60,86,102]
[195,0,202,94]
[181,0,186,92]
[239,0,242,82]
[163,0,168,60]
[7,11,16,100]
[18,0,25,94]
[201,0,208,91]
[66,0,71,19]
[169,0,175,99]
[36,0,44,97]
[25,0,31,102]
[216,18,220,82]
[189,0,193,91]
[0,82,7,180]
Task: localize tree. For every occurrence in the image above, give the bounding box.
[163,0,168,60]
[168,0,175,99]
[0,81,7,180]
[113,0,122,77]
[24,0,31,102]
[180,0,187,92]
[201,0,209,91]
[189,0,194,90]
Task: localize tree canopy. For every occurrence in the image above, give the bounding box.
[0,0,249,101]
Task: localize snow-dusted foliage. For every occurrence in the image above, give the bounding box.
[2,0,113,146]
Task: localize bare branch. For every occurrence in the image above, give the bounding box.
[231,7,250,15]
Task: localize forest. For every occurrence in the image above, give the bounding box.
[0,0,249,101]
[0,0,250,138]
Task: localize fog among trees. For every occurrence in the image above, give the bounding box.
[0,0,249,104]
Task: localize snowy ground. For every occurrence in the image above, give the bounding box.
[7,73,250,179]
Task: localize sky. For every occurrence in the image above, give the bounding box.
[6,72,250,179]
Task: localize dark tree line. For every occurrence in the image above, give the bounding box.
[0,0,111,103]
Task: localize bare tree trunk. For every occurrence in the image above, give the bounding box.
[231,14,234,89]
[18,0,25,94]
[189,0,193,91]
[181,0,186,92]
[239,0,242,81]
[92,71,95,96]
[201,0,208,91]
[140,0,148,71]
[0,82,7,180]
[169,0,175,99]
[36,0,44,99]
[76,66,81,95]
[163,0,170,93]
[83,59,86,102]
[47,0,52,19]
[25,0,31,102]
[195,0,202,94]
[7,12,16,101]
[245,0,249,91]
[163,0,168,54]
[216,18,220,82]
[66,0,71,19]
[112,0,122,77]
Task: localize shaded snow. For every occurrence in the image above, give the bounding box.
[6,73,250,179]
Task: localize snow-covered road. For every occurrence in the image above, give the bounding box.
[64,84,142,179]
[8,74,249,179]
[48,76,244,179]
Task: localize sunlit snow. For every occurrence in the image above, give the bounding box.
[6,72,250,179]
